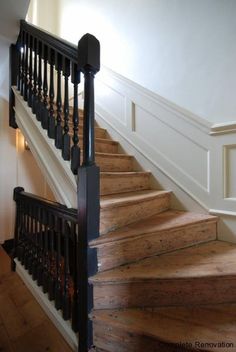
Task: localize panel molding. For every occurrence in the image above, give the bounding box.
[95,66,236,240]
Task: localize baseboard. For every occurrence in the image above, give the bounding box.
[15,259,78,351]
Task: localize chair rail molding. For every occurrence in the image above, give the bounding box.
[95,66,236,241]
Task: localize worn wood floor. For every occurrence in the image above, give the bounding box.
[0,246,73,352]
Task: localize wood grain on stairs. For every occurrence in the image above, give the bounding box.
[92,306,236,352]
[95,152,134,172]
[100,190,171,234]
[0,247,72,352]
[90,210,217,271]
[100,171,151,195]
[78,137,119,154]
[91,241,236,308]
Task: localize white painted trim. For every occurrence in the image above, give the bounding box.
[209,209,236,217]
[100,65,236,137]
[95,110,209,212]
[15,259,78,351]
[210,121,236,135]
[99,66,213,134]
[95,66,236,240]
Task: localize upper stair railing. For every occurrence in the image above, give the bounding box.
[10,20,100,352]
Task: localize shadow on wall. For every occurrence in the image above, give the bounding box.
[0,97,17,243]
[0,95,55,244]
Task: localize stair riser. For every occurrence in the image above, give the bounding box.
[93,276,236,309]
[95,221,217,271]
[78,140,118,153]
[100,194,171,234]
[93,322,190,352]
[96,156,133,172]
[94,142,118,154]
[70,129,106,139]
[100,174,150,196]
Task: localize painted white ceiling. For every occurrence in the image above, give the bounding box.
[0,0,30,44]
[0,0,30,98]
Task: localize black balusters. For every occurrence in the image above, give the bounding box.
[62,221,71,320]
[42,211,49,293]
[20,31,25,96]
[62,58,71,160]
[28,35,33,107]
[32,205,39,280]
[71,63,81,174]
[55,53,63,149]
[32,37,38,114]
[36,41,43,120]
[55,217,62,310]
[17,31,23,91]
[28,204,34,274]
[23,32,29,101]
[48,49,55,139]
[41,44,49,129]
[37,207,43,286]
[48,215,56,301]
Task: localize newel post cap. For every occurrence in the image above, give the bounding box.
[78,33,100,74]
[13,187,24,200]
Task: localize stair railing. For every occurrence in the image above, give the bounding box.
[10,20,100,352]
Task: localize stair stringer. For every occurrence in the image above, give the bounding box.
[13,86,77,208]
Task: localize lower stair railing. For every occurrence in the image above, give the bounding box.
[10,20,101,352]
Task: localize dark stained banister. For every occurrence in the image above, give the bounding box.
[10,19,100,352]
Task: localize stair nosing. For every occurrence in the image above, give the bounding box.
[100,171,151,177]
[100,190,171,209]
[90,240,236,284]
[90,212,217,247]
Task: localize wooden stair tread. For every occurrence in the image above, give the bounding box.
[91,241,236,282]
[92,306,236,351]
[90,210,217,246]
[74,135,117,145]
[100,171,151,177]
[95,152,132,159]
[100,190,170,209]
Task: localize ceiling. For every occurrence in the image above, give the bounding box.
[0,0,30,44]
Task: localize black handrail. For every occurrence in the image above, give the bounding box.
[20,20,78,63]
[10,20,101,352]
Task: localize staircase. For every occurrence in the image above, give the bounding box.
[10,21,236,352]
[88,123,236,351]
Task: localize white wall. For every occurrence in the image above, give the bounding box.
[27,0,59,34]
[58,0,236,124]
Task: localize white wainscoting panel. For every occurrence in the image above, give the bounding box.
[224,145,236,200]
[95,66,236,242]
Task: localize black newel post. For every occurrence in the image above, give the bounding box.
[77,33,100,352]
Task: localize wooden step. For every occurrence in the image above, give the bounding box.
[75,137,119,154]
[100,171,151,196]
[70,126,107,139]
[90,210,217,271]
[91,241,236,309]
[92,306,236,352]
[95,152,134,172]
[100,190,171,234]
